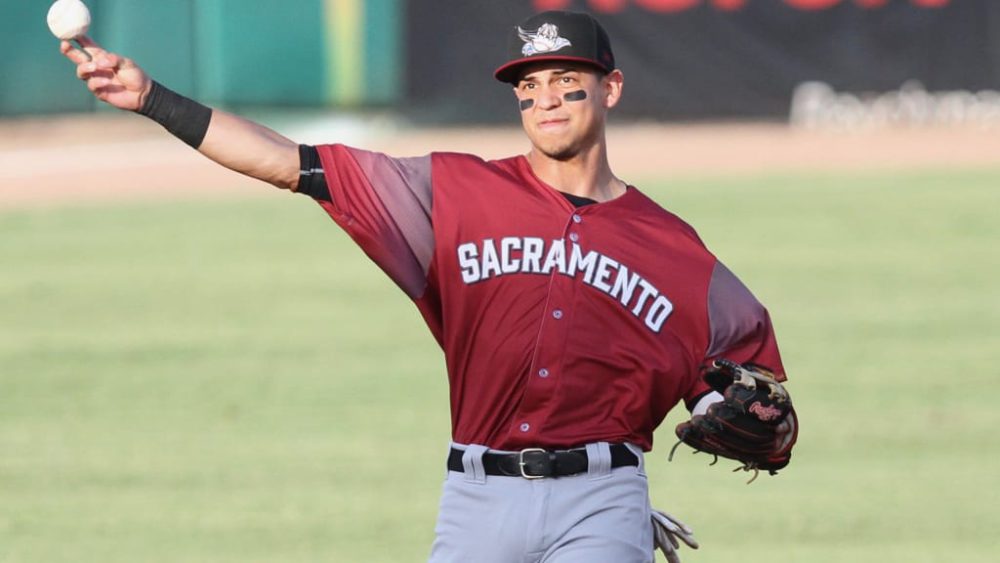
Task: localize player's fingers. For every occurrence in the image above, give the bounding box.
[61,40,92,65]
[76,63,113,81]
[82,73,116,93]
[86,76,115,91]
[76,61,97,80]
[74,35,108,61]
[95,53,121,71]
[93,84,125,101]
[74,35,101,51]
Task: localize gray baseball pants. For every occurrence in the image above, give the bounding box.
[428,442,654,563]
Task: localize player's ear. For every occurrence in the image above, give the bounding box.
[603,69,624,109]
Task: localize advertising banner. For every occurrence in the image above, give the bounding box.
[404,0,1000,123]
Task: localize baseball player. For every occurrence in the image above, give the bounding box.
[62,9,797,563]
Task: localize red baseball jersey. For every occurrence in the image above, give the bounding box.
[309,144,784,451]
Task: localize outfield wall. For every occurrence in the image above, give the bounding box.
[405,0,1000,122]
[4,0,999,122]
[1,0,401,115]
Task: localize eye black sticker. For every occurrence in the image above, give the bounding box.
[564,90,588,102]
[520,99,535,111]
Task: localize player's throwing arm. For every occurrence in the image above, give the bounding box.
[54,3,300,191]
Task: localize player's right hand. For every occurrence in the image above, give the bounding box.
[61,35,151,112]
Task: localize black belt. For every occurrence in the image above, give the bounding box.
[447,445,638,479]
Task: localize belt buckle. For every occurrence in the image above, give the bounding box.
[518,448,551,479]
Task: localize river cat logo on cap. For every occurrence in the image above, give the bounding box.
[495,11,616,84]
[518,23,572,57]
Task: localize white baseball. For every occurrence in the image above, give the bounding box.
[47,0,91,41]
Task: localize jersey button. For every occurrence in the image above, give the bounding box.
[569,232,580,243]
[572,214,583,224]
[552,309,563,320]
[538,368,549,378]
[519,423,531,432]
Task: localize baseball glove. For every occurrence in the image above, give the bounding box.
[671,359,797,482]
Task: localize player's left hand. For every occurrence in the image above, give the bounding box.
[651,509,698,563]
[671,359,797,482]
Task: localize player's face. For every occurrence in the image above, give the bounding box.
[514,63,623,161]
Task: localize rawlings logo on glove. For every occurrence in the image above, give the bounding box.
[670,359,798,482]
[749,401,784,422]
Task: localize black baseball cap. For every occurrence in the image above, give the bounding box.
[494,10,616,84]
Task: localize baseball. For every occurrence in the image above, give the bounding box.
[47,0,91,41]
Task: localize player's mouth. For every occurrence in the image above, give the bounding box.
[537,118,570,131]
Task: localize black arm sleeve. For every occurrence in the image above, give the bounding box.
[297,145,331,202]
[136,82,212,149]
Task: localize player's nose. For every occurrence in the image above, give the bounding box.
[535,85,562,110]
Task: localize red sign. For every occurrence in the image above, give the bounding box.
[534,0,949,11]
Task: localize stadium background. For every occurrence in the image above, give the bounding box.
[2,1,998,562]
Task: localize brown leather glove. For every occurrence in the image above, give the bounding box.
[672,359,798,481]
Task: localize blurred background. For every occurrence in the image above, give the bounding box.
[6,0,1000,119]
[2,1,999,562]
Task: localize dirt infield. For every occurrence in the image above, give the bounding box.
[1,113,998,209]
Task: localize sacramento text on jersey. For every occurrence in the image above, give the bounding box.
[457,237,674,333]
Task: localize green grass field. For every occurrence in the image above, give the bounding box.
[2,167,998,562]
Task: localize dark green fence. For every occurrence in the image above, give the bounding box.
[0,0,402,116]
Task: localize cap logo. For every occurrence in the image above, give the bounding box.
[518,23,572,57]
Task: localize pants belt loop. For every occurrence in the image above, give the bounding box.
[586,442,613,481]
[461,444,489,484]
